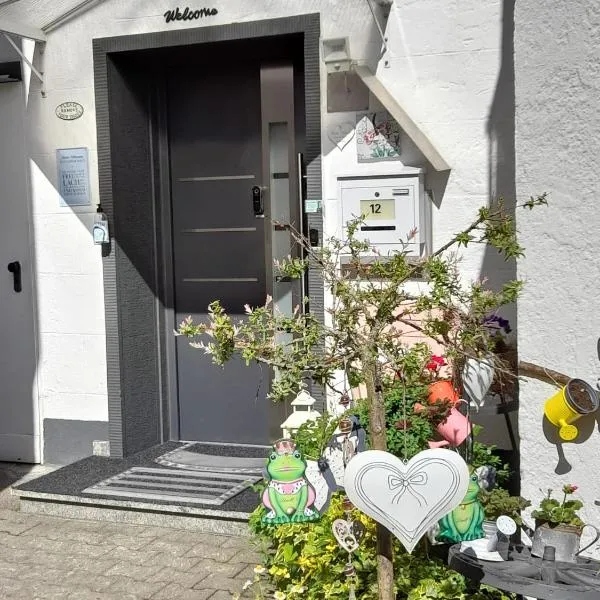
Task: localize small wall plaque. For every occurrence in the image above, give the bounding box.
[57,147,90,207]
[56,102,84,121]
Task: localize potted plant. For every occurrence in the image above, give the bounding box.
[530,484,599,562]
[478,487,531,540]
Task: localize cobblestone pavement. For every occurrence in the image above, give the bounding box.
[0,463,260,600]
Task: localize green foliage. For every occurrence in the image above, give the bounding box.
[245,494,514,600]
[531,486,584,527]
[478,488,531,525]
[355,379,436,460]
[293,414,341,461]
[178,197,547,401]
[469,426,510,486]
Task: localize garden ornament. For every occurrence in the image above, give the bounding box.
[322,414,366,488]
[475,464,497,491]
[304,459,335,515]
[437,468,485,543]
[262,439,319,524]
[332,519,360,553]
[544,378,599,441]
[427,380,459,406]
[462,357,495,408]
[417,399,472,449]
[344,448,470,553]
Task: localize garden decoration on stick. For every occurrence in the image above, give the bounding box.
[178,193,547,600]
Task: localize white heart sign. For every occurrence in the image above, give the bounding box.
[344,449,469,553]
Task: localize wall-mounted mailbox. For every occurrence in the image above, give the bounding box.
[339,173,430,257]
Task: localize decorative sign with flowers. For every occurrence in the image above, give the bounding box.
[356,111,401,162]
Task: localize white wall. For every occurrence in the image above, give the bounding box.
[515,0,600,556]
[8,0,511,454]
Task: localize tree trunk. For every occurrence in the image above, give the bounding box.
[364,361,395,600]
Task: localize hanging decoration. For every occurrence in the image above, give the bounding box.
[322,414,367,488]
[331,496,365,600]
[261,439,320,525]
[344,448,470,553]
[436,468,485,543]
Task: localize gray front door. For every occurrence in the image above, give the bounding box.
[168,56,300,444]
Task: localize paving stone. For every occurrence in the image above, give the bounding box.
[209,591,238,600]
[106,575,167,599]
[192,561,248,592]
[143,552,203,571]
[105,561,162,582]
[0,518,39,535]
[68,591,140,600]
[22,523,106,545]
[184,542,240,561]
[147,566,208,589]
[108,546,163,566]
[0,470,254,600]
[154,529,214,545]
[142,538,200,556]
[228,549,262,565]
[150,583,216,600]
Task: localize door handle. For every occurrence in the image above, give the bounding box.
[252,185,264,218]
[7,261,22,293]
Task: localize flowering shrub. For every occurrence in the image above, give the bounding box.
[240,493,514,600]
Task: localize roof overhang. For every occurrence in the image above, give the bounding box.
[0,18,46,42]
[354,64,450,171]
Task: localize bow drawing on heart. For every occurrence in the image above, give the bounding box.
[388,471,429,507]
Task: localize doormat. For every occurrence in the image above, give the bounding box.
[155,443,267,474]
[81,466,261,506]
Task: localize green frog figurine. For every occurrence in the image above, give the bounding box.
[262,439,319,525]
[437,469,485,543]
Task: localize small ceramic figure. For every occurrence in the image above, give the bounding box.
[262,439,319,524]
[437,470,485,543]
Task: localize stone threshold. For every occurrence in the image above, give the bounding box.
[15,488,251,535]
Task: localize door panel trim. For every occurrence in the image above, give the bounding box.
[179,175,256,182]
[94,14,323,457]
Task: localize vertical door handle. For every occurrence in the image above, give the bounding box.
[7,261,22,293]
[252,185,264,217]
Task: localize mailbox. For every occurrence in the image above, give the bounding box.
[339,173,430,257]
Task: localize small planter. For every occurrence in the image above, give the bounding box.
[544,378,599,441]
[531,521,600,563]
[462,356,495,408]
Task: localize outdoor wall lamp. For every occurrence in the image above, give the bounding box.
[93,203,110,245]
[322,38,352,74]
[0,61,22,83]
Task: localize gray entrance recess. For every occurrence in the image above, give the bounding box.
[93,16,322,458]
[168,56,302,444]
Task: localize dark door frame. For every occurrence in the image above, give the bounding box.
[93,14,323,458]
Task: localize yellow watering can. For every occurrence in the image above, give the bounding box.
[544,378,599,441]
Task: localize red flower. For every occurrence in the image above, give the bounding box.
[426,355,447,371]
[563,484,578,494]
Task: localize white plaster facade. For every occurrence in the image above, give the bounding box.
[515,0,600,555]
[11,1,600,559]
[0,0,515,464]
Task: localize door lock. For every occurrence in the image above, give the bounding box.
[252,185,265,218]
[7,261,22,293]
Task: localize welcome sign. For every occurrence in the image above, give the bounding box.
[164,7,218,22]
